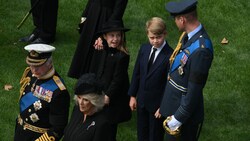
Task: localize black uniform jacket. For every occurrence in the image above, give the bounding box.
[160,27,214,124]
[90,47,131,124]
[63,105,112,141]
[128,41,173,113]
[14,67,70,141]
[68,0,128,78]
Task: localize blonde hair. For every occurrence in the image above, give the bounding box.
[146,17,166,35]
[74,93,105,112]
[116,31,129,55]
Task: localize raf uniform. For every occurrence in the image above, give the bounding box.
[14,44,70,141]
[160,0,214,141]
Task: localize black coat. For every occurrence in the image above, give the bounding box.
[14,67,70,141]
[31,0,58,41]
[68,0,128,78]
[160,27,214,124]
[63,105,112,141]
[90,47,131,124]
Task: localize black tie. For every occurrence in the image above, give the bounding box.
[148,48,157,71]
[183,34,188,45]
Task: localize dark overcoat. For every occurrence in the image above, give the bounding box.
[90,47,131,124]
[68,0,128,78]
[63,105,112,141]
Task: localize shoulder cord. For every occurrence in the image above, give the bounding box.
[169,32,186,67]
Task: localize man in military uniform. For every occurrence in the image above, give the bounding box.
[160,0,214,140]
[14,44,70,141]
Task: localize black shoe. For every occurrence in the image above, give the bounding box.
[19,34,37,42]
[31,38,54,44]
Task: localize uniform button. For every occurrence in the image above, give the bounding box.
[25,118,28,121]
[23,92,25,95]
[28,109,31,112]
[28,83,30,86]
[23,127,26,130]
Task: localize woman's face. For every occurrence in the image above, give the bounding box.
[77,95,95,115]
[103,31,122,48]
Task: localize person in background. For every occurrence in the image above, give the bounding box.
[160,0,214,140]
[63,73,112,141]
[68,0,128,79]
[14,44,70,141]
[89,20,131,141]
[19,0,58,44]
[128,17,173,141]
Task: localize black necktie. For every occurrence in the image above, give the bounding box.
[183,34,188,45]
[148,48,157,71]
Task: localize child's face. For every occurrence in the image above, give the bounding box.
[147,31,166,48]
[103,31,122,48]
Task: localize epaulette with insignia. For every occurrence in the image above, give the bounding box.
[53,76,66,91]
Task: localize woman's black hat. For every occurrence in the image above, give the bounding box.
[74,73,103,95]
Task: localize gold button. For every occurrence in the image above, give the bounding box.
[25,118,28,121]
[28,109,31,112]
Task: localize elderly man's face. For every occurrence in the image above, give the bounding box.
[30,62,51,78]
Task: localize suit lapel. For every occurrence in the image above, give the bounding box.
[147,44,168,77]
[143,44,152,73]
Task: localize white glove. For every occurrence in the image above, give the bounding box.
[167,115,182,131]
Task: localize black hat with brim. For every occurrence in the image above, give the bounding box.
[74,73,103,95]
[166,0,198,17]
[97,20,130,35]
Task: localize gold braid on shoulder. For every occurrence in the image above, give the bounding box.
[169,32,186,67]
[19,67,31,100]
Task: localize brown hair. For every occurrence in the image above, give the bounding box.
[145,17,166,35]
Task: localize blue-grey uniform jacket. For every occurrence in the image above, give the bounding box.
[160,27,213,124]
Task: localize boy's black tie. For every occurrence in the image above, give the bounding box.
[148,48,157,71]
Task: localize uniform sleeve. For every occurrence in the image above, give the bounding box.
[175,48,213,123]
[36,90,70,141]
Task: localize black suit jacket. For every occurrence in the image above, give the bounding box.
[128,41,173,112]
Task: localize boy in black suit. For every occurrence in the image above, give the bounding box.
[128,17,173,141]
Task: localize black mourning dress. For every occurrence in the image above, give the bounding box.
[63,105,112,141]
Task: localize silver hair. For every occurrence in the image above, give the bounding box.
[74,92,105,112]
